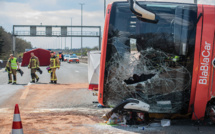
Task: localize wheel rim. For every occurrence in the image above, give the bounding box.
[207,105,215,123]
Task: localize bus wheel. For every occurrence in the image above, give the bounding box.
[206,101,215,124]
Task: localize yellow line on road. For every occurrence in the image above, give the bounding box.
[20,83,31,100]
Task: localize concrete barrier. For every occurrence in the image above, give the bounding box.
[79,57,88,64]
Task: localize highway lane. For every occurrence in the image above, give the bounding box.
[0,84,25,106]
[1,62,215,134]
[0,62,88,85]
[57,62,88,84]
[0,62,88,105]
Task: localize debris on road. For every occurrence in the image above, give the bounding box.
[161,119,171,127]
[107,113,126,125]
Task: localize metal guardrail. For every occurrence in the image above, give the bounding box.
[79,57,88,64]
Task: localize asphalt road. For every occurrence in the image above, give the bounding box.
[0,62,88,105]
[0,62,215,134]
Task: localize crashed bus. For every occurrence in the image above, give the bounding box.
[98,0,215,122]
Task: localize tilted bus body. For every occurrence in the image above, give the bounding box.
[98,1,215,121]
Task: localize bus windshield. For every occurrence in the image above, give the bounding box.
[103,2,197,113]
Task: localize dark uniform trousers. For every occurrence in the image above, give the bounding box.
[8,69,17,83]
[51,68,57,82]
[31,68,39,81]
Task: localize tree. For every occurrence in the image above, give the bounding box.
[92,46,99,50]
[0,32,4,58]
[0,26,32,60]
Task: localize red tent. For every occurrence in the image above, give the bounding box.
[21,48,51,67]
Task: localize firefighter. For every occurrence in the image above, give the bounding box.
[28,52,40,83]
[49,51,60,84]
[170,55,180,67]
[59,53,62,61]
[5,54,20,84]
[62,53,64,62]
[5,57,12,84]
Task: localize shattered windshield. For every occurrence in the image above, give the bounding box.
[104,2,197,113]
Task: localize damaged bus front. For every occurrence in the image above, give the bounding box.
[99,0,215,121]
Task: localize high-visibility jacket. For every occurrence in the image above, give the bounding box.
[5,58,12,72]
[172,56,179,62]
[28,56,39,69]
[50,56,60,69]
[5,58,10,68]
[59,54,62,59]
[10,58,18,69]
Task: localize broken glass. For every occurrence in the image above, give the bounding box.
[103,2,197,113]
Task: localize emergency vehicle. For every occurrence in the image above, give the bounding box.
[67,54,79,63]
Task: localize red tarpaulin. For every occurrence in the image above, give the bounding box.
[21,48,51,67]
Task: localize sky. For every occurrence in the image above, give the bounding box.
[0,0,214,50]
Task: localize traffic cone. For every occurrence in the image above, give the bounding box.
[12,104,23,134]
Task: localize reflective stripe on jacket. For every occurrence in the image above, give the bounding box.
[28,56,39,69]
[10,58,17,69]
[6,58,10,68]
[172,56,179,62]
[5,58,12,73]
[50,56,60,69]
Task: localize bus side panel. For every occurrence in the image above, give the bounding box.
[192,5,215,120]
[209,6,215,98]
[189,4,203,113]
[98,4,112,105]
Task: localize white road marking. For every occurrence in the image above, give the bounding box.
[0,108,10,113]
[75,70,79,73]
[20,82,32,100]
[31,108,112,113]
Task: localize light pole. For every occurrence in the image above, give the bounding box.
[59,36,60,49]
[80,3,84,57]
[104,0,106,17]
[65,37,66,50]
[55,37,58,50]
[194,0,197,4]
[71,18,72,51]
[61,37,62,50]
